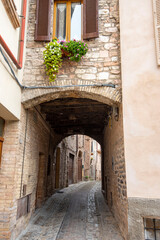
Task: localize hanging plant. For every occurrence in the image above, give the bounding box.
[43,39,62,82]
[43,39,88,82]
[60,39,88,62]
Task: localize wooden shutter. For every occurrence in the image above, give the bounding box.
[83,0,99,39]
[153,0,160,65]
[17,194,31,219]
[35,0,52,41]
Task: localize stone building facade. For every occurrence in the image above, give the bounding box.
[0,0,160,239]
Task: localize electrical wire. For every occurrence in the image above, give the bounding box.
[0,46,116,90]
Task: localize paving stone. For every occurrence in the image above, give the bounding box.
[16,181,123,240]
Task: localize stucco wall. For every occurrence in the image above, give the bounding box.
[120,0,160,198]
[0,0,25,120]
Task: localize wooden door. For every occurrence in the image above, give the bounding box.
[78,155,82,182]
[68,153,74,185]
[55,147,60,189]
[36,153,46,208]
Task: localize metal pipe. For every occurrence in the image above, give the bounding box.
[19,0,27,67]
[0,46,116,89]
[0,35,21,69]
[20,109,28,198]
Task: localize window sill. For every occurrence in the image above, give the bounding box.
[2,0,20,28]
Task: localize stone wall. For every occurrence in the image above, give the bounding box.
[103,105,128,239]
[22,0,121,107]
[83,136,91,179]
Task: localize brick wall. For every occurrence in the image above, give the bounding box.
[103,105,128,239]
[3,106,56,239]
[0,120,20,239]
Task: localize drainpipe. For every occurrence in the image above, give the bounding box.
[0,0,27,69]
[19,0,27,67]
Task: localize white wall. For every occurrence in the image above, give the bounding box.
[0,0,24,120]
[120,0,160,198]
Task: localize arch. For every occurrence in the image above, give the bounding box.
[52,133,103,151]
[22,86,121,109]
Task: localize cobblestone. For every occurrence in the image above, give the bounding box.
[16,182,123,240]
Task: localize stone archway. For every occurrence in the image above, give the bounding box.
[3,89,126,239]
[22,87,121,109]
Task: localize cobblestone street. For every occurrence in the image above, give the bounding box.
[17,182,123,240]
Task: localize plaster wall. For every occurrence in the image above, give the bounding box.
[0,0,25,120]
[120,0,160,198]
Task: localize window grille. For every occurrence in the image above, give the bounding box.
[144,218,160,240]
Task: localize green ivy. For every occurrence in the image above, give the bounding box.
[43,39,88,82]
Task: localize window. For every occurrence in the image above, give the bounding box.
[144,218,160,240]
[35,0,98,41]
[53,0,82,41]
[0,118,5,168]
[153,0,160,65]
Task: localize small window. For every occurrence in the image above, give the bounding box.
[35,0,98,41]
[53,0,82,41]
[0,118,5,167]
[144,218,160,240]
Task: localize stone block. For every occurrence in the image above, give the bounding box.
[97,72,109,80]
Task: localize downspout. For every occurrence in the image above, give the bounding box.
[19,0,27,67]
[0,0,27,69]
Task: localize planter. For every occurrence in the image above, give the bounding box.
[61,48,70,58]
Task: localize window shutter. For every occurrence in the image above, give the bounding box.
[35,0,51,41]
[83,0,99,39]
[153,0,160,65]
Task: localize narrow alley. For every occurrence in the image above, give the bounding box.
[16,182,123,240]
